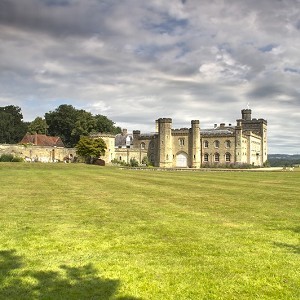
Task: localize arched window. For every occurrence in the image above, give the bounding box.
[140,142,145,149]
[203,153,209,162]
[204,140,209,148]
[149,141,154,149]
[225,140,231,148]
[225,152,231,162]
[214,140,220,148]
[214,153,220,162]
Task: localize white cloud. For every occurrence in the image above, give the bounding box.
[0,0,299,153]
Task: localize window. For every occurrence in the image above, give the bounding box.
[225,152,231,162]
[204,140,209,148]
[179,138,185,146]
[214,153,220,162]
[140,142,145,149]
[126,136,132,147]
[204,153,209,162]
[214,140,220,148]
[225,140,231,148]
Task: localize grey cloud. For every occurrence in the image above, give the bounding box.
[0,0,112,37]
[0,0,300,153]
[41,0,71,6]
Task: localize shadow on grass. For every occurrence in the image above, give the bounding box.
[273,242,300,254]
[0,250,141,300]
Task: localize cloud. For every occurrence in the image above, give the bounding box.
[0,0,299,153]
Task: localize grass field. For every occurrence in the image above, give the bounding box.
[0,163,299,299]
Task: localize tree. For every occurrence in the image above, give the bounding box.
[45,104,81,147]
[45,105,121,147]
[75,136,107,164]
[28,117,48,134]
[94,114,122,134]
[71,110,96,139]
[0,105,28,143]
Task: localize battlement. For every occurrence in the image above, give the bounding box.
[157,118,172,123]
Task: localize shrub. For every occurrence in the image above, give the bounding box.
[129,158,139,167]
[141,156,150,166]
[202,162,256,169]
[111,158,128,166]
[11,156,24,162]
[0,154,24,162]
[0,154,14,162]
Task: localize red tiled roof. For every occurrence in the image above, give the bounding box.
[20,133,65,147]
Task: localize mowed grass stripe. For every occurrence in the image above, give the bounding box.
[0,163,299,299]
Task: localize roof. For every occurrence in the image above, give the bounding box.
[115,133,133,147]
[201,128,235,137]
[20,133,65,147]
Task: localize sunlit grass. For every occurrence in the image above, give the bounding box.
[0,163,299,299]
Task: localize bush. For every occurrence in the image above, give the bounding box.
[141,156,149,166]
[11,156,24,162]
[111,158,127,166]
[111,157,140,167]
[129,158,139,167]
[202,162,256,169]
[0,154,14,162]
[0,154,24,162]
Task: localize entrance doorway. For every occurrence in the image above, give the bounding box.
[176,152,188,168]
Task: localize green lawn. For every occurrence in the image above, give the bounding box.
[0,163,299,299]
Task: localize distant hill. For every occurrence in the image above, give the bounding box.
[268,154,300,167]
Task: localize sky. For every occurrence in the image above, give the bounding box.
[0,0,299,154]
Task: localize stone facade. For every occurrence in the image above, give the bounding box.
[0,144,76,162]
[98,108,267,168]
[0,132,76,162]
[0,108,267,167]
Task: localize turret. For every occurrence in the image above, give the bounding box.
[133,130,140,140]
[189,120,201,168]
[158,118,173,168]
[241,109,252,121]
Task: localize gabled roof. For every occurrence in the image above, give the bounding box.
[20,133,65,147]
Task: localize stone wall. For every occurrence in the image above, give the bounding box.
[0,144,76,162]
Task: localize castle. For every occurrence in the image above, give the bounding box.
[96,108,268,168]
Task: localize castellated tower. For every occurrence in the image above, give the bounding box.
[240,109,268,165]
[158,118,173,168]
[189,120,201,168]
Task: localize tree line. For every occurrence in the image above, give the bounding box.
[0,104,121,147]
